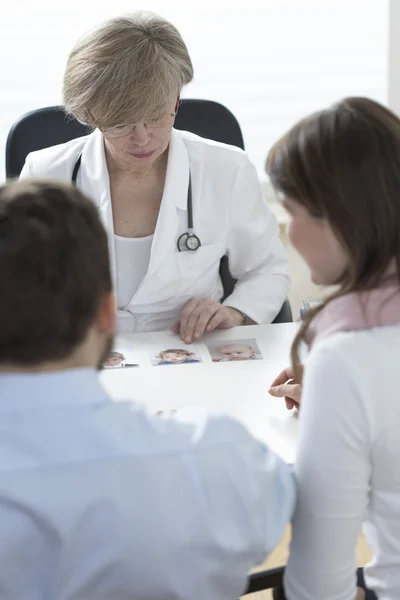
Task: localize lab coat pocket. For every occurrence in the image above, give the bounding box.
[176,241,226,295]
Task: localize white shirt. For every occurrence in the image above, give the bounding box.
[114,234,153,309]
[0,369,295,600]
[285,324,400,600]
[20,129,289,333]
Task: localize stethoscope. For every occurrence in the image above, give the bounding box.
[71,152,202,252]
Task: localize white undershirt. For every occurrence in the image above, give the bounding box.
[284,323,400,600]
[114,234,153,309]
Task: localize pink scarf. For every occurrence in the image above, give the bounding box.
[304,277,400,348]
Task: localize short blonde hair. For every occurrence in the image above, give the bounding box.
[63,12,194,129]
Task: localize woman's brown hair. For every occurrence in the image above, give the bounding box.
[266,97,400,376]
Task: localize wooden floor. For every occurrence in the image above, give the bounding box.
[241,527,372,599]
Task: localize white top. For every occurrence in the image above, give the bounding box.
[20,128,289,333]
[0,368,295,600]
[284,324,400,600]
[114,234,153,309]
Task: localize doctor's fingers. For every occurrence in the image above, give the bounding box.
[180,299,220,342]
[189,303,224,340]
[204,308,231,332]
[178,297,202,339]
[171,320,181,334]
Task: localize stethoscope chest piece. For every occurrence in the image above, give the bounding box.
[72,151,202,252]
[177,231,201,252]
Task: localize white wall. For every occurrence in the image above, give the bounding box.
[0,0,389,182]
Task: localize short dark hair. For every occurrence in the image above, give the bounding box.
[0,179,112,365]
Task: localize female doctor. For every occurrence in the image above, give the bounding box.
[20,12,289,339]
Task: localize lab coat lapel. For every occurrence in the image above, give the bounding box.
[144,129,189,281]
[77,128,190,309]
[79,130,117,291]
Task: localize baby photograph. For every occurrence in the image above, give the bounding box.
[149,345,202,366]
[206,338,263,362]
[101,350,139,370]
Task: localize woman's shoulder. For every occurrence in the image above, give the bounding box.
[21,133,91,179]
[176,128,251,169]
[307,324,400,396]
[311,323,400,359]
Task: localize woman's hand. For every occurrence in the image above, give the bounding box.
[171,297,244,343]
[269,366,303,410]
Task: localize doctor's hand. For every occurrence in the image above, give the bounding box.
[171,298,245,344]
[268,366,303,410]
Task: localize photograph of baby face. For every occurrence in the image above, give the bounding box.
[102,351,139,369]
[206,339,263,363]
[150,345,202,366]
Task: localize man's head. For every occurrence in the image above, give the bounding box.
[0,179,115,370]
[158,349,194,363]
[219,343,255,361]
[103,351,126,367]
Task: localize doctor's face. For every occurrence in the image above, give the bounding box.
[102,101,177,170]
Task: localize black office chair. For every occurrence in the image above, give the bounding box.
[243,567,378,600]
[241,567,285,597]
[6,100,292,323]
[6,100,244,178]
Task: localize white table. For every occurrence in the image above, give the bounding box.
[99,323,299,464]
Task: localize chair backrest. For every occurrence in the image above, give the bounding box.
[241,567,285,597]
[5,99,244,179]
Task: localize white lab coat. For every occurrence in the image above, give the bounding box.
[20,129,289,333]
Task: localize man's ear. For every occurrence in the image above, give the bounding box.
[96,292,116,336]
[174,96,180,114]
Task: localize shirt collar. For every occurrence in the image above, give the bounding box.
[0,368,109,412]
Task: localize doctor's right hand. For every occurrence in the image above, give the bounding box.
[268,366,303,410]
[171,297,244,344]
